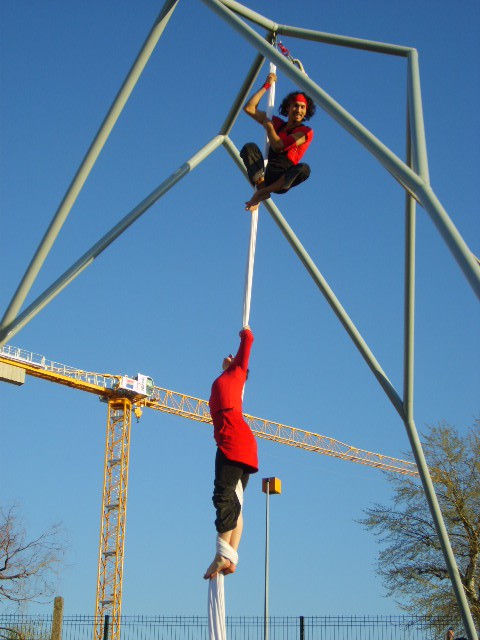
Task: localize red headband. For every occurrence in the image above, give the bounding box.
[292,93,308,105]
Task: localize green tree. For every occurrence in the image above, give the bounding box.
[360,420,479,626]
[0,505,65,608]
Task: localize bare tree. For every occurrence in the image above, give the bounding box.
[0,505,66,607]
[360,420,480,626]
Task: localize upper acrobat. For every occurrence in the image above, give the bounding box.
[240,72,316,211]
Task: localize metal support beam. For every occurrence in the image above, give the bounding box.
[223,136,405,420]
[2,2,477,631]
[403,119,416,422]
[202,0,480,300]
[221,0,410,56]
[0,135,225,348]
[220,52,267,136]
[402,114,478,640]
[219,0,278,31]
[401,411,478,640]
[276,24,411,57]
[226,131,477,637]
[0,0,180,333]
[407,50,430,182]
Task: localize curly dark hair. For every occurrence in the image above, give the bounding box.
[278,92,316,121]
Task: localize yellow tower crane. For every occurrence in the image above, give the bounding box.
[0,344,418,640]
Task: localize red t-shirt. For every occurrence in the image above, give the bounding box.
[209,329,258,472]
[271,115,313,165]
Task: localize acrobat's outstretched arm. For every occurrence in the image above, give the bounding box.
[243,72,277,125]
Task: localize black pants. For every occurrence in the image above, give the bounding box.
[240,142,310,193]
[212,449,250,534]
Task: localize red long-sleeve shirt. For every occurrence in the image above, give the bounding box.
[209,328,258,472]
[271,115,313,164]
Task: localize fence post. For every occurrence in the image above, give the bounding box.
[51,596,64,640]
[300,616,305,640]
[103,615,110,640]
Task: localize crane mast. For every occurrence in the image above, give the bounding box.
[0,345,419,640]
[95,398,132,640]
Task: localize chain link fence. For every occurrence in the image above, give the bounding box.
[0,614,457,640]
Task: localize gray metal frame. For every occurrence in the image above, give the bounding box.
[1,1,478,636]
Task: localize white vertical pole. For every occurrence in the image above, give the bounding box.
[242,62,276,328]
[263,62,277,155]
[264,480,270,640]
[242,210,258,327]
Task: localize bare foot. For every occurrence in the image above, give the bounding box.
[221,563,236,576]
[203,554,231,580]
[245,190,270,211]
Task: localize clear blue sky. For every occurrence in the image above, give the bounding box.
[1,0,479,618]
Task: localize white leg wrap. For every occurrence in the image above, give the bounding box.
[216,536,238,566]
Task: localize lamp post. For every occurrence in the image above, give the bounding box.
[262,477,282,640]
